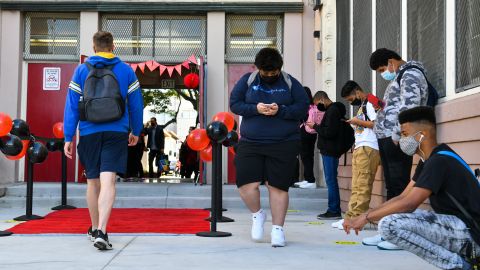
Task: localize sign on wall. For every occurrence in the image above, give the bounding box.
[43,67,61,91]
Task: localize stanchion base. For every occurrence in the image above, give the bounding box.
[0,231,13,237]
[205,216,235,223]
[204,208,227,212]
[196,231,232,237]
[51,205,77,210]
[13,214,44,221]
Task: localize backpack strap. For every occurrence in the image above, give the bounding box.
[396,65,428,86]
[437,151,478,183]
[246,70,292,91]
[361,100,371,122]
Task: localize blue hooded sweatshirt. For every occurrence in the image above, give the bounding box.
[63,54,144,142]
[229,72,309,143]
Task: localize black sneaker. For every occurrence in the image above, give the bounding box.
[87,226,98,242]
[317,211,342,220]
[94,230,113,250]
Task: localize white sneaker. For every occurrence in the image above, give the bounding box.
[331,219,344,229]
[362,234,383,246]
[271,226,286,247]
[294,180,308,187]
[377,240,402,251]
[251,209,266,242]
[299,182,316,189]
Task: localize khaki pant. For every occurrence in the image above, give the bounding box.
[345,146,381,218]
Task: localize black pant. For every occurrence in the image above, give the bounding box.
[300,130,317,183]
[148,149,161,178]
[378,137,413,200]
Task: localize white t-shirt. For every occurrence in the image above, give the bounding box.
[353,102,379,150]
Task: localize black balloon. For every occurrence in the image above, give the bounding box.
[222,131,239,147]
[27,142,48,163]
[55,140,65,152]
[10,119,30,140]
[233,120,238,131]
[0,134,23,156]
[206,121,228,143]
[46,140,58,152]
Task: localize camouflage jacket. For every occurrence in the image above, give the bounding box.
[374,61,429,141]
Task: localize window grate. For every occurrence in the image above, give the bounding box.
[352,0,372,92]
[456,0,480,92]
[24,13,80,61]
[376,0,402,99]
[408,0,445,97]
[226,15,283,63]
[101,14,206,63]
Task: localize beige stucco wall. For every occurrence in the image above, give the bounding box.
[0,10,23,185]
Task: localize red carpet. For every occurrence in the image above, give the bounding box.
[8,208,210,234]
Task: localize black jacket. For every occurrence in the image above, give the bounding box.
[145,125,165,151]
[314,102,348,158]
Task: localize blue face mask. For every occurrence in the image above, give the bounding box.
[381,63,396,81]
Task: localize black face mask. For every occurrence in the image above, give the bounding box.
[350,98,362,106]
[317,103,327,112]
[261,74,280,84]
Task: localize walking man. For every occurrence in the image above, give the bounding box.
[145,117,165,178]
[63,31,144,250]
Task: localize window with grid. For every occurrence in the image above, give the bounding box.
[456,0,480,92]
[24,13,80,61]
[336,0,351,116]
[353,0,372,92]
[376,0,401,99]
[408,0,445,97]
[101,14,206,63]
[226,15,283,63]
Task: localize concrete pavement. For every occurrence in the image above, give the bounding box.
[0,207,436,270]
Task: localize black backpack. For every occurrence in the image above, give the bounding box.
[78,62,125,123]
[339,120,355,155]
[396,65,439,107]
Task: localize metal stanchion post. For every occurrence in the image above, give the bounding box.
[14,158,43,221]
[52,149,76,210]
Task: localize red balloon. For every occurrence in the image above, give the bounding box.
[200,144,212,162]
[184,73,199,89]
[0,112,13,137]
[6,140,29,160]
[53,122,64,139]
[213,112,235,132]
[186,129,210,151]
[228,147,236,155]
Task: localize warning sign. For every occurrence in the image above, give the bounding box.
[43,67,61,91]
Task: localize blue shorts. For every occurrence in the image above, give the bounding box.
[77,131,128,179]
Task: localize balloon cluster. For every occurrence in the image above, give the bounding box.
[0,112,64,164]
[186,112,239,162]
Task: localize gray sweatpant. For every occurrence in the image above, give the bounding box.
[379,209,479,270]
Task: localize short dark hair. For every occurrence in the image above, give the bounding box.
[93,31,114,51]
[304,86,313,104]
[151,117,157,121]
[254,47,283,71]
[369,48,402,70]
[398,106,436,127]
[313,91,329,101]
[341,80,363,98]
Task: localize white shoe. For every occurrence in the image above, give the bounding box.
[251,209,266,242]
[331,219,344,229]
[299,182,316,189]
[294,180,308,187]
[362,234,383,246]
[271,226,286,247]
[377,240,402,251]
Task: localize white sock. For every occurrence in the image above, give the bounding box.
[252,209,263,216]
[272,225,283,231]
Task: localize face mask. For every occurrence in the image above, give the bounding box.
[261,74,280,84]
[350,98,362,106]
[399,131,424,156]
[381,62,397,81]
[317,103,327,112]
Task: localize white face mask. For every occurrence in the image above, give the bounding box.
[399,131,425,159]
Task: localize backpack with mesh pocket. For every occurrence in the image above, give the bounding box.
[78,62,125,123]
